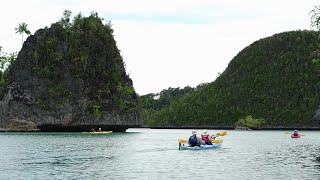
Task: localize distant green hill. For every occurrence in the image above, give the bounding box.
[140,30,320,128]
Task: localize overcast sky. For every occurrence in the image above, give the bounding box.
[0,0,318,95]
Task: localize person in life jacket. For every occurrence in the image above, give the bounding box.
[201,129,213,145]
[188,130,201,147]
[292,130,299,137]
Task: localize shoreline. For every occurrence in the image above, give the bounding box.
[0,124,141,132]
[2,126,320,132]
[146,126,320,131]
[0,128,40,132]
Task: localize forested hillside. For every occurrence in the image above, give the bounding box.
[140,30,320,128]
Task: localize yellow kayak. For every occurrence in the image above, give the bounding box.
[81,131,113,134]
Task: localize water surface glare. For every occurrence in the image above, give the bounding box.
[1,129,320,179]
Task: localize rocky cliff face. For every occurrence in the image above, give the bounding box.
[0,14,140,132]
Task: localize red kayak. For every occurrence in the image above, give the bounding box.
[291,134,301,138]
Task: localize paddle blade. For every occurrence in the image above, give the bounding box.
[212,139,223,144]
[178,139,188,144]
[221,131,227,136]
[216,131,227,136]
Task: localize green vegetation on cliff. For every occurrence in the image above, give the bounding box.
[140,30,320,128]
[32,13,136,115]
[26,11,138,115]
[0,48,16,97]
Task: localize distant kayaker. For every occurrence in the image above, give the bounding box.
[293,130,299,136]
[201,129,213,145]
[188,130,202,147]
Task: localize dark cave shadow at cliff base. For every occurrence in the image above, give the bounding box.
[147,126,320,131]
[37,125,141,132]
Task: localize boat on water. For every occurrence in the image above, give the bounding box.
[81,131,113,134]
[178,131,227,150]
[178,138,223,150]
[179,142,222,150]
[291,130,301,138]
[291,134,301,138]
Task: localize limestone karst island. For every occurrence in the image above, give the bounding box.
[0,13,140,132]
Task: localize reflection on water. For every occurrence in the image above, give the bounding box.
[1,129,320,179]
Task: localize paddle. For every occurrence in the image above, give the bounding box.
[284,132,292,134]
[178,139,188,150]
[212,139,223,144]
[216,131,227,137]
[211,131,226,144]
[178,139,188,144]
[284,132,305,136]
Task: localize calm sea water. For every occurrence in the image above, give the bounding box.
[1,129,320,179]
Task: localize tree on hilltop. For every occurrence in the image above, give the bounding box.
[310,5,320,30]
[15,22,31,46]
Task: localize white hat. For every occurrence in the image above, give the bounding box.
[203,129,208,134]
[192,130,197,135]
